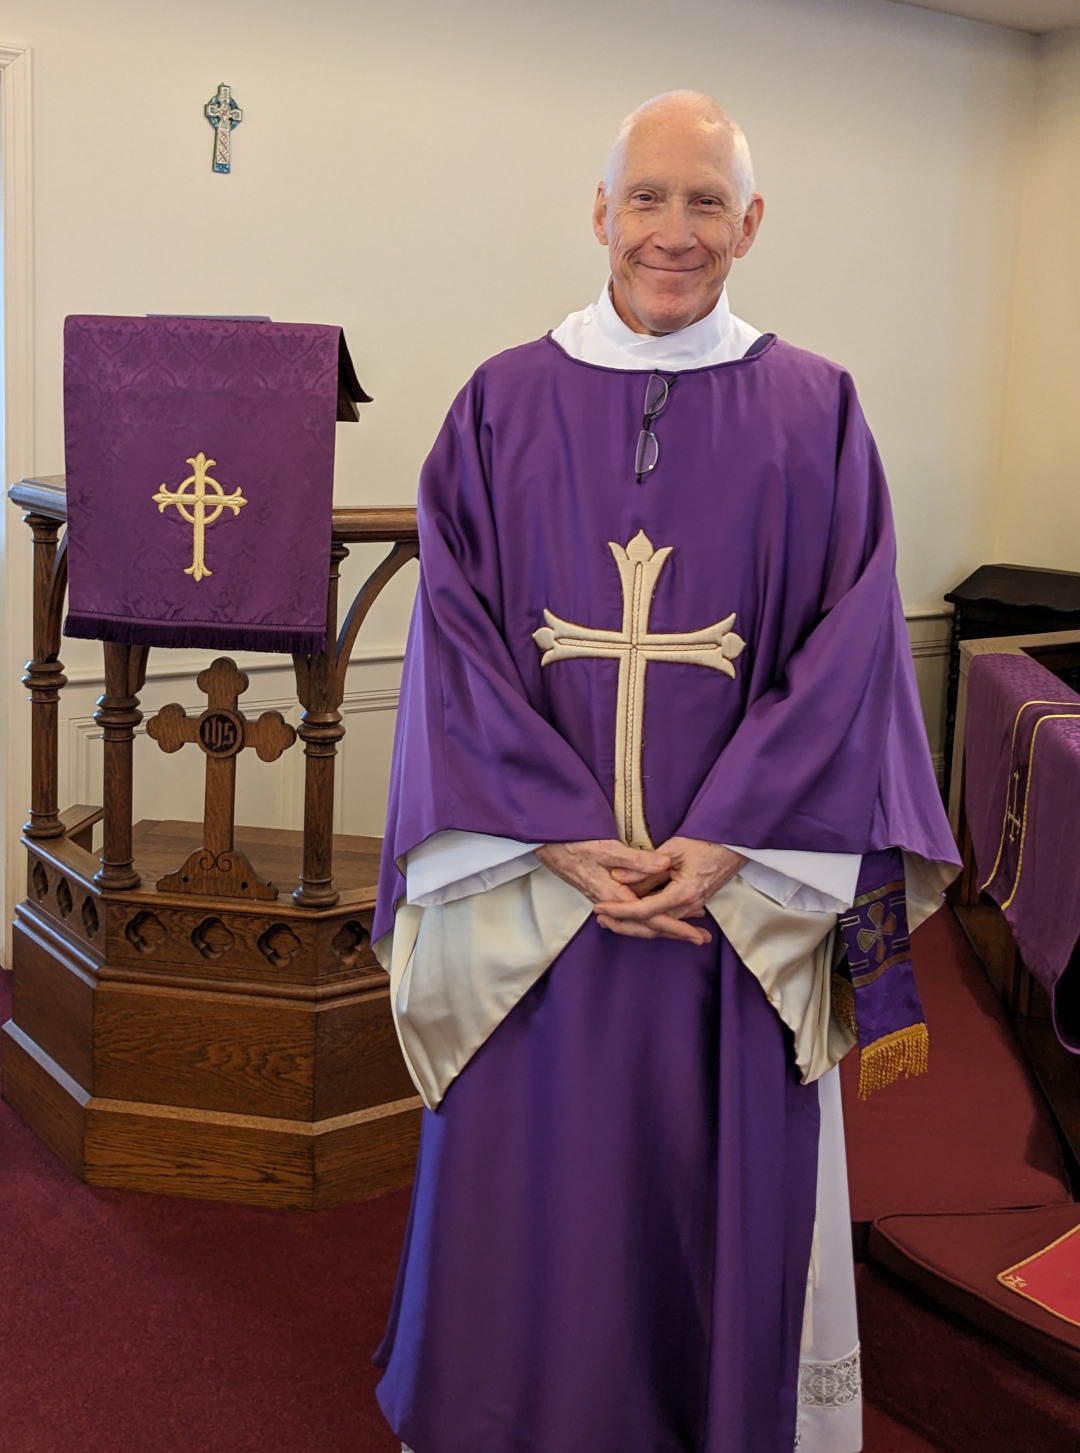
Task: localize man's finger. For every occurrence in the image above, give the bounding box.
[594,844,672,874]
[597,911,710,945]
[610,868,672,893]
[593,880,703,921]
[586,877,642,905]
[595,913,660,940]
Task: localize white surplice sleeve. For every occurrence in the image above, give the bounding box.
[406,831,541,907]
[724,847,861,915]
[406,830,860,915]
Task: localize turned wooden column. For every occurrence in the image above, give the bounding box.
[22,513,69,840]
[293,540,349,907]
[94,642,149,890]
[292,526,420,908]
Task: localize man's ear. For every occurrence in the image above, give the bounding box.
[733,194,765,259]
[592,183,609,246]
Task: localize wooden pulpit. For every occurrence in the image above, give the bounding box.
[2,475,422,1209]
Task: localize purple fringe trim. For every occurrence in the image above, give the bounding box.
[63,612,326,657]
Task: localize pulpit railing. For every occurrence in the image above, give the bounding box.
[8,475,419,908]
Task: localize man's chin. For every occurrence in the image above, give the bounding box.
[632,301,707,336]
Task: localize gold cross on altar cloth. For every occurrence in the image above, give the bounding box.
[1005,769,1023,844]
[151,452,248,582]
[533,530,745,850]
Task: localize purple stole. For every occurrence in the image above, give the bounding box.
[836,848,928,1098]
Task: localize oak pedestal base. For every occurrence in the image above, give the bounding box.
[2,812,421,1209]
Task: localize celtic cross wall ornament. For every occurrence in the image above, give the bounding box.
[205,83,242,173]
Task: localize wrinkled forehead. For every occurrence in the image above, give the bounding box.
[614,115,740,196]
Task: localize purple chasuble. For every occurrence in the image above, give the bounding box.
[965,652,1080,1051]
[374,335,958,1453]
[63,315,355,654]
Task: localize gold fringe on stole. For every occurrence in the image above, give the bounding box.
[857,1022,930,1100]
[831,972,857,1039]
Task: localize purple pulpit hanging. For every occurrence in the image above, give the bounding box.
[62,315,369,655]
[965,651,1080,1051]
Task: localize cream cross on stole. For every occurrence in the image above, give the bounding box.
[533,530,745,850]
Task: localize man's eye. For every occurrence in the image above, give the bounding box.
[631,192,656,203]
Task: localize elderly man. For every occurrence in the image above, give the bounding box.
[372,92,958,1453]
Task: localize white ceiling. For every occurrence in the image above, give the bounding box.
[888,0,1080,31]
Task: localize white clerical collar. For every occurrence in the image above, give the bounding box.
[551,281,762,372]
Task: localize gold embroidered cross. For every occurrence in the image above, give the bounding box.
[857,900,898,963]
[1005,769,1023,844]
[152,452,248,582]
[533,531,745,849]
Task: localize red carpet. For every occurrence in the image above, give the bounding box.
[840,905,1071,1252]
[0,965,939,1453]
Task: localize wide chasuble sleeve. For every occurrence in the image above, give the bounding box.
[374,336,959,1109]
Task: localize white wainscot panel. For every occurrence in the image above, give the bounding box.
[56,652,403,844]
[905,611,952,783]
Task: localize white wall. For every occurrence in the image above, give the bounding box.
[1,0,1038,949]
[997,26,1080,569]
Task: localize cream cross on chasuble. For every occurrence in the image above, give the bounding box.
[533,531,746,850]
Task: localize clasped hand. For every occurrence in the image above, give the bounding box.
[534,838,747,946]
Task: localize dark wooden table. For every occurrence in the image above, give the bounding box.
[943,563,1080,797]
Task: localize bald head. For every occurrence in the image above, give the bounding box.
[592,89,764,336]
[603,91,755,208]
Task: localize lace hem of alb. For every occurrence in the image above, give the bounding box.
[798,1342,862,1409]
[401,1352,862,1453]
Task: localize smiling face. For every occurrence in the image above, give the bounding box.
[593,106,764,336]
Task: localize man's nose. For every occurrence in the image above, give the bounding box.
[654,203,696,252]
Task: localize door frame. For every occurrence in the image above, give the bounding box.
[1,42,35,965]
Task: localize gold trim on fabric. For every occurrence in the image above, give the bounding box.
[978,699,1079,892]
[997,1222,1080,1331]
[996,712,1080,909]
[857,1022,929,1100]
[852,879,905,909]
[850,949,911,989]
[831,973,857,1039]
[534,531,745,848]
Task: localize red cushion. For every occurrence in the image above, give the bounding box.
[841,907,1071,1249]
[869,1205,1080,1396]
[857,1259,1080,1453]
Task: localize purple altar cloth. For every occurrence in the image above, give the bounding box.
[965,652,1080,1049]
[375,921,820,1453]
[63,315,356,654]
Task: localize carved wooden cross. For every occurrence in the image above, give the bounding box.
[533,531,745,850]
[147,657,295,899]
[205,83,243,173]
